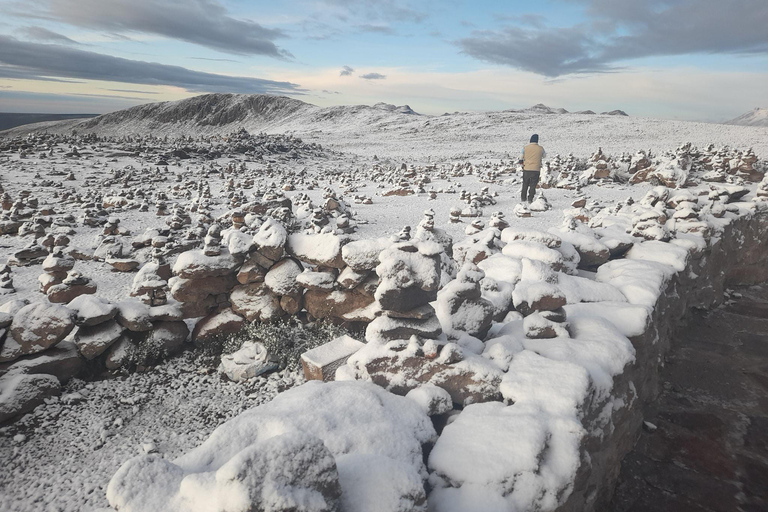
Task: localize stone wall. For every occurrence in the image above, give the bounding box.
[562,210,768,512]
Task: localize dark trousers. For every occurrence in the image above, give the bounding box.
[521,171,540,202]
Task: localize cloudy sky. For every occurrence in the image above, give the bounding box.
[0,0,766,121]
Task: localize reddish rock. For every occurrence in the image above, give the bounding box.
[192,308,245,344]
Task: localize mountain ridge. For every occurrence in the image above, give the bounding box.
[726,107,768,127]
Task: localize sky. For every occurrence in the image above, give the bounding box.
[0,0,766,121]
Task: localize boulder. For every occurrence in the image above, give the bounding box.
[0,373,60,424]
[286,233,346,269]
[337,266,369,290]
[252,217,287,261]
[296,270,336,291]
[169,274,236,303]
[366,314,442,342]
[512,282,567,316]
[144,321,189,357]
[67,295,117,326]
[47,279,97,303]
[236,255,267,285]
[264,258,303,296]
[74,320,124,360]
[405,384,453,416]
[116,299,153,332]
[104,334,138,370]
[341,237,392,271]
[1,303,75,362]
[230,283,284,323]
[192,308,245,344]
[523,312,570,339]
[172,249,240,279]
[279,294,303,315]
[304,288,376,322]
[0,341,82,383]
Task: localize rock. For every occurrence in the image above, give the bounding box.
[169,274,236,303]
[42,252,75,273]
[406,384,453,416]
[501,228,561,248]
[512,282,567,316]
[366,314,442,342]
[0,341,82,383]
[0,299,28,316]
[304,288,376,322]
[47,281,97,303]
[192,308,245,344]
[0,373,60,424]
[435,263,494,339]
[382,303,436,320]
[341,237,392,271]
[230,283,284,323]
[374,241,442,313]
[337,266,369,289]
[148,303,184,322]
[264,258,303,296]
[296,270,336,291]
[236,255,267,285]
[219,340,277,382]
[172,249,240,279]
[0,311,12,329]
[1,303,75,362]
[279,294,303,315]
[523,312,570,339]
[349,341,502,406]
[107,258,141,272]
[74,320,124,360]
[104,334,137,370]
[116,299,153,332]
[145,321,189,357]
[252,217,287,261]
[301,335,365,382]
[502,240,568,272]
[287,233,346,269]
[67,295,117,326]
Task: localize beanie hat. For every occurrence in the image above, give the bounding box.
[530,134,539,143]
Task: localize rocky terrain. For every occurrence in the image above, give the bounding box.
[1,96,768,512]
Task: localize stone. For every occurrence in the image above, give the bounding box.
[512,282,567,316]
[219,340,277,382]
[145,321,189,357]
[236,256,267,285]
[286,233,346,269]
[0,341,82,383]
[104,334,137,370]
[406,384,453,416]
[169,274,236,303]
[42,252,75,273]
[107,258,141,272]
[376,286,437,313]
[279,294,303,315]
[382,303,436,320]
[264,258,303,296]
[0,311,12,329]
[301,335,365,382]
[304,288,376,322]
[341,237,392,272]
[172,249,240,279]
[0,373,60,424]
[67,295,117,326]
[1,303,75,362]
[148,303,184,322]
[337,266,369,290]
[47,281,97,303]
[230,283,284,323]
[296,270,336,291]
[252,217,287,261]
[192,308,245,344]
[116,299,153,332]
[523,312,570,339]
[74,320,124,360]
[366,314,442,342]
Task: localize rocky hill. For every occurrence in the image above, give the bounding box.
[726,107,768,127]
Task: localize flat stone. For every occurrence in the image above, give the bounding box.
[0,341,82,383]
[116,299,153,332]
[74,319,124,360]
[192,308,245,344]
[67,295,117,326]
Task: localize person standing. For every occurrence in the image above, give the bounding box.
[519,134,546,205]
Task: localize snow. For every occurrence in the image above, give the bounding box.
[106,380,436,512]
[286,233,344,266]
[595,259,676,307]
[624,240,691,272]
[301,335,365,368]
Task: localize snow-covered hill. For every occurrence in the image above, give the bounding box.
[726,107,768,127]
[2,94,768,160]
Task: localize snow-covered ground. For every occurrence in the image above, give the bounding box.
[1,102,767,512]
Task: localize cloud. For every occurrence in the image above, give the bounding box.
[104,88,160,94]
[357,23,395,34]
[360,72,386,80]
[0,36,303,94]
[17,0,292,58]
[459,0,768,76]
[19,26,80,44]
[319,0,428,23]
[339,65,355,76]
